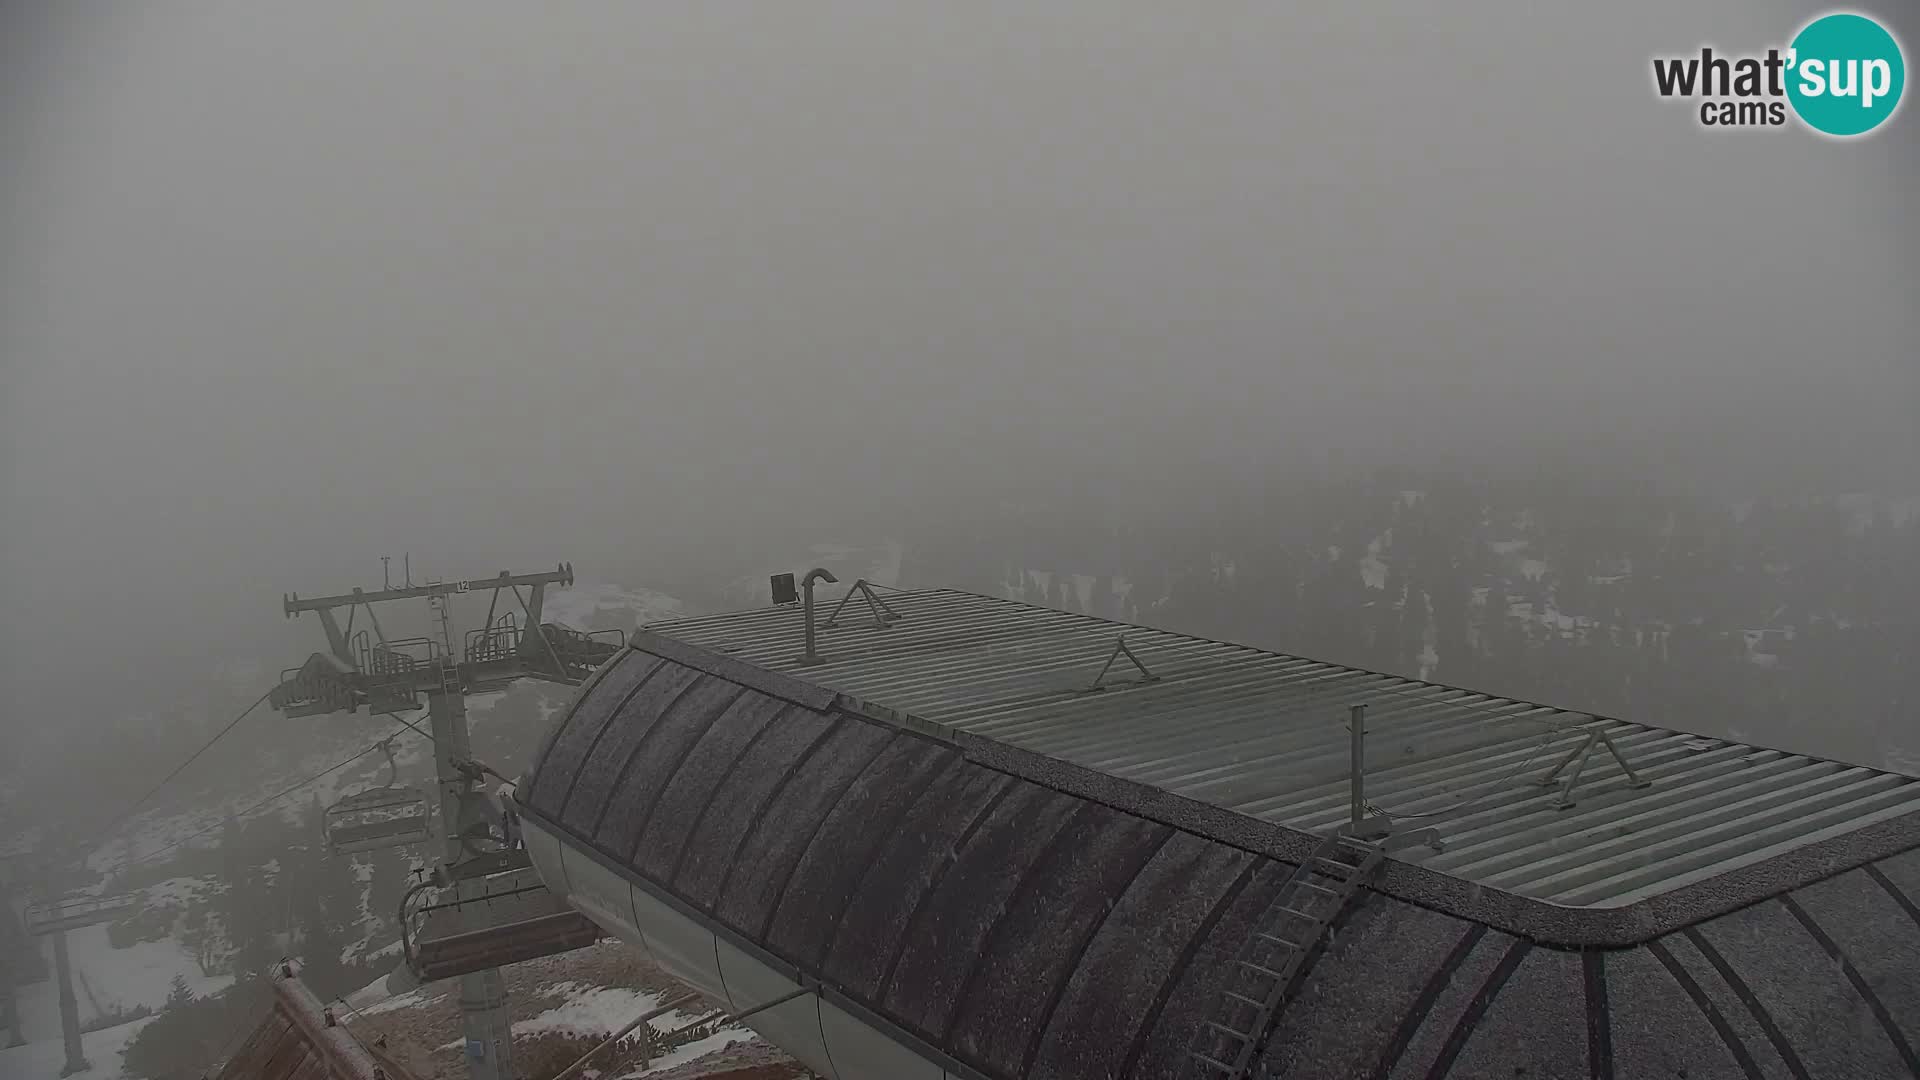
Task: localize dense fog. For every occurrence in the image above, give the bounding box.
[4,2,1915,728]
[0,4,1915,1073]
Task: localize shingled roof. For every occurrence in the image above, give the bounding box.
[515,589,1920,1079]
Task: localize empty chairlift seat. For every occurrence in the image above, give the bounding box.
[399,856,602,982]
[323,740,432,855]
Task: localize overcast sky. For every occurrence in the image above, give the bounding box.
[2,2,1915,723]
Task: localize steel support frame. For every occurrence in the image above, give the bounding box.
[53,931,88,1076]
[1535,725,1653,809]
[428,686,517,1080]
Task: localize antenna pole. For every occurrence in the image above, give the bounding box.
[796,568,838,665]
[1350,703,1366,830]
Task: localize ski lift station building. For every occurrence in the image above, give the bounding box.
[513,588,1920,1080]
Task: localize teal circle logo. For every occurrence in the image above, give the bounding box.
[1786,13,1905,136]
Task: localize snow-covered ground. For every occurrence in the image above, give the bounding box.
[11,921,231,1041]
[543,582,687,633]
[1832,492,1920,532]
[0,1016,155,1080]
[519,983,683,1038]
[1361,536,1390,591]
[621,1028,758,1077]
[339,941,799,1080]
[430,982,748,1058]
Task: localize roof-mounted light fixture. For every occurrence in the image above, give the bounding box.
[769,573,799,606]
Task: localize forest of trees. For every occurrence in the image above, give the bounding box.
[114,799,422,1079]
[900,472,1918,768]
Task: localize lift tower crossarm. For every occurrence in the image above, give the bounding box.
[270,563,616,719]
[283,565,574,615]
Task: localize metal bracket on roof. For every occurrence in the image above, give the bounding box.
[1535,723,1652,809]
[1337,817,1445,854]
[1082,635,1159,693]
[821,579,901,631]
[1343,705,1445,853]
[1336,813,1396,842]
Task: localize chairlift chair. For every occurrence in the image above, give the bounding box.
[323,740,432,854]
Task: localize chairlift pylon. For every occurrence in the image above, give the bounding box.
[323,739,431,855]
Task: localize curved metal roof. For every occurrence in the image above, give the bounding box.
[642,589,1920,908]
[516,640,1920,1080]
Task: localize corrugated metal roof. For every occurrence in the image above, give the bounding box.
[645,588,1920,908]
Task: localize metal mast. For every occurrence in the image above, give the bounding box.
[21,893,139,1076]
[270,562,620,1080]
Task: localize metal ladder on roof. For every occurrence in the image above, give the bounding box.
[1189,832,1385,1078]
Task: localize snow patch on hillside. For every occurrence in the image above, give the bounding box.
[622,1029,757,1076]
[356,984,433,1016]
[516,984,699,1040]
[1361,536,1389,591]
[13,923,230,1037]
[1832,492,1920,532]
[142,875,218,908]
[0,1016,156,1080]
[546,582,685,633]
